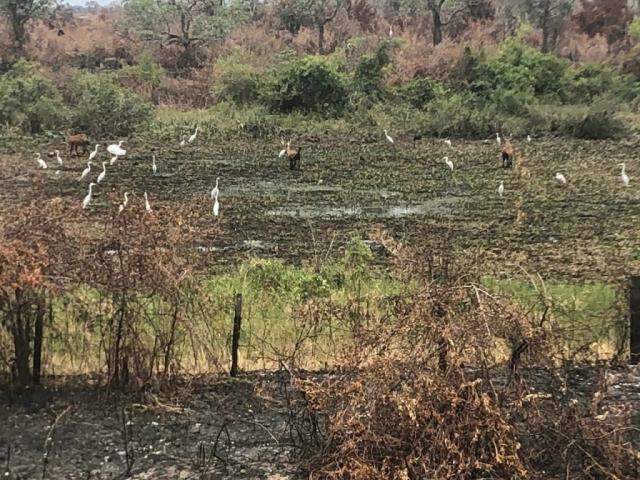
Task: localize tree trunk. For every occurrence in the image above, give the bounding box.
[318,22,325,54]
[11,292,32,388]
[541,0,551,53]
[431,7,443,46]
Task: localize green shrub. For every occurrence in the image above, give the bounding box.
[261,55,347,115]
[352,42,392,101]
[212,50,262,105]
[0,61,66,134]
[70,73,153,137]
[570,64,638,103]
[396,77,445,110]
[422,92,495,138]
[473,40,571,104]
[526,102,625,139]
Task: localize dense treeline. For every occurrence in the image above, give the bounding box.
[1,0,640,138]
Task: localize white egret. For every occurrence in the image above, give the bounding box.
[527,135,532,142]
[555,172,567,185]
[107,141,126,157]
[180,136,187,147]
[498,181,504,197]
[389,26,393,37]
[384,129,394,144]
[88,144,100,162]
[35,153,47,169]
[152,155,157,175]
[54,170,61,178]
[496,133,502,146]
[117,192,129,215]
[55,150,63,165]
[279,139,290,158]
[144,191,152,213]
[188,126,199,143]
[444,139,452,148]
[444,156,453,171]
[82,182,96,209]
[97,162,107,184]
[80,161,92,180]
[619,163,630,187]
[211,177,220,199]
[213,193,219,217]
[110,155,118,166]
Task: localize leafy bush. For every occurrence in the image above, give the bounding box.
[352,42,392,101]
[261,55,348,115]
[570,64,638,102]
[473,40,571,104]
[69,73,153,137]
[212,49,262,105]
[0,61,66,134]
[525,102,625,139]
[395,77,445,110]
[422,92,495,138]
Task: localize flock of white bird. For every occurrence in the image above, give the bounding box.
[34,126,219,216]
[383,129,631,196]
[35,125,632,219]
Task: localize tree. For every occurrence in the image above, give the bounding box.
[275,0,344,54]
[121,0,248,69]
[574,0,632,45]
[0,0,56,55]
[522,0,574,53]
[426,1,468,45]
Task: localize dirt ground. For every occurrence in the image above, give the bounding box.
[0,373,305,479]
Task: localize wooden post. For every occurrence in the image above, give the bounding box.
[630,277,640,364]
[230,293,242,377]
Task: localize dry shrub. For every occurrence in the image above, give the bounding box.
[295,241,639,479]
[558,32,611,64]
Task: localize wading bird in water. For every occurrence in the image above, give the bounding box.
[498,181,504,197]
[144,191,152,213]
[35,153,47,169]
[88,144,100,162]
[152,155,157,175]
[384,129,394,144]
[82,182,96,209]
[107,141,126,158]
[55,150,63,166]
[496,133,502,146]
[444,139,452,148]
[80,161,92,180]
[118,192,129,214]
[189,126,199,143]
[444,156,453,171]
[213,192,219,217]
[619,163,630,187]
[211,177,220,199]
[555,172,567,185]
[97,162,107,184]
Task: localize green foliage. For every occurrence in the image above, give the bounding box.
[630,18,640,40]
[474,40,571,104]
[422,92,495,138]
[352,42,392,101]
[570,64,639,102]
[245,259,333,300]
[122,52,165,88]
[212,49,262,105]
[396,77,446,110]
[0,60,66,134]
[261,55,348,114]
[70,73,153,137]
[524,102,625,139]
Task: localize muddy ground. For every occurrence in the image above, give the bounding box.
[1,373,307,479]
[1,136,639,281]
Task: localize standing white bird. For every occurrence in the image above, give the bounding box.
[384,129,394,144]
[179,136,187,147]
[444,156,454,171]
[144,191,152,213]
[444,139,452,148]
[110,155,118,166]
[620,163,630,187]
[97,162,107,184]
[35,153,48,169]
[498,181,504,197]
[55,150,63,166]
[389,26,393,37]
[527,135,532,142]
[80,161,92,180]
[117,192,129,215]
[82,182,96,209]
[496,133,502,146]
[555,172,567,185]
[211,177,220,199]
[213,193,220,217]
[152,155,157,175]
[107,141,126,157]
[88,144,100,162]
[188,126,199,143]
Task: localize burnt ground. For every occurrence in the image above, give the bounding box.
[1,366,640,480]
[0,373,310,480]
